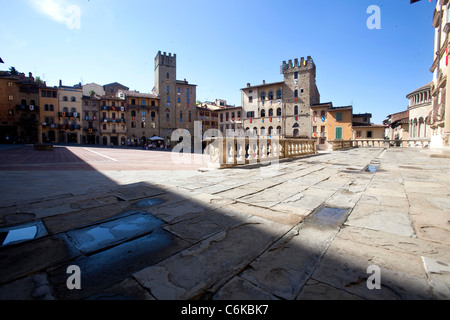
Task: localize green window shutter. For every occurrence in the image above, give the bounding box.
[336,112,343,121]
[335,127,343,140]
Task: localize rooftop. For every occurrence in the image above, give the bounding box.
[241,81,284,90]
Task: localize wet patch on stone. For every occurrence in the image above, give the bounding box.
[307,206,350,228]
[364,165,379,173]
[135,198,164,208]
[0,220,47,247]
[67,212,164,255]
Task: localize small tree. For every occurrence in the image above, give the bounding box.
[9,66,18,75]
[35,76,43,84]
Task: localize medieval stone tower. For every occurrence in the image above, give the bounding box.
[154,51,177,139]
[154,51,197,142]
[282,56,320,137]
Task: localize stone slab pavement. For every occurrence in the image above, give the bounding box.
[0,144,449,300]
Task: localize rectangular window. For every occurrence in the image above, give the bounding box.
[356,131,361,138]
[249,96,253,103]
[131,99,136,105]
[8,95,13,101]
[367,131,373,138]
[336,112,343,121]
[141,100,146,106]
[335,127,343,140]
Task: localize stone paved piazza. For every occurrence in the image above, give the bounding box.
[0,145,449,300]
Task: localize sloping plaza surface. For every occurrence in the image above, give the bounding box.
[0,145,449,300]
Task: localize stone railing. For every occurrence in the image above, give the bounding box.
[204,137,316,168]
[329,139,431,150]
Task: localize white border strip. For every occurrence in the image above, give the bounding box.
[83,148,118,162]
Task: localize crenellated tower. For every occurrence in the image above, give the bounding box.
[281,56,320,137]
[154,51,177,138]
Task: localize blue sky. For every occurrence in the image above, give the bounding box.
[0,0,436,124]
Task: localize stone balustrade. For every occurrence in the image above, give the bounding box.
[204,137,316,169]
[329,139,431,150]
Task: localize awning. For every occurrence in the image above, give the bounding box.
[149,136,164,141]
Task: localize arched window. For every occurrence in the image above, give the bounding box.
[21,99,27,106]
[261,109,266,117]
[253,127,258,136]
[151,111,156,118]
[294,106,299,115]
[45,104,49,111]
[268,108,273,117]
[63,96,68,101]
[268,91,274,100]
[30,100,36,106]
[294,90,298,98]
[166,112,170,122]
[277,108,282,116]
[260,92,266,101]
[268,126,273,135]
[260,127,266,135]
[276,126,282,135]
[71,97,76,102]
[63,107,69,113]
[71,107,76,113]
[131,110,136,117]
[167,72,170,79]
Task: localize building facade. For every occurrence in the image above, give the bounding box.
[99,96,127,146]
[384,110,410,140]
[0,71,20,143]
[241,56,320,138]
[16,73,40,143]
[121,90,159,146]
[58,82,83,144]
[407,82,432,140]
[39,85,59,143]
[352,113,387,140]
[310,103,353,150]
[429,0,450,151]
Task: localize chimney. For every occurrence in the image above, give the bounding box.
[29,72,32,78]
[263,80,265,84]
[59,80,62,87]
[247,83,250,88]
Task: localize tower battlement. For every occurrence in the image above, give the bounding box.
[155,51,177,69]
[281,56,315,74]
